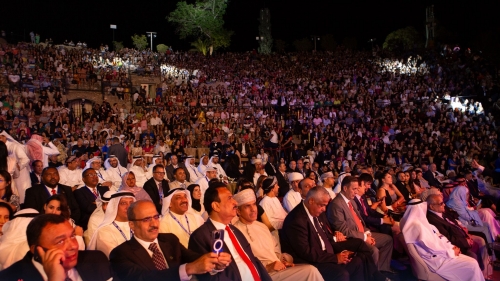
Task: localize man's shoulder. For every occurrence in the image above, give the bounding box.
[78,250,109,263]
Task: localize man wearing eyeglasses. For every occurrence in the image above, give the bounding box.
[110,200,232,281]
[144,164,170,213]
[426,193,489,273]
[74,168,110,229]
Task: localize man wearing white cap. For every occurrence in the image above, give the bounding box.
[0,131,31,203]
[83,190,114,245]
[252,158,267,186]
[208,154,227,181]
[196,167,218,205]
[129,156,150,187]
[233,189,324,281]
[104,155,127,191]
[282,172,304,213]
[260,177,288,230]
[159,188,205,248]
[88,191,136,257]
[185,155,202,182]
[58,155,85,190]
[320,172,336,200]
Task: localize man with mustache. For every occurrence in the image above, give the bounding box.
[110,200,231,281]
[0,214,112,281]
[189,181,273,281]
[159,188,205,247]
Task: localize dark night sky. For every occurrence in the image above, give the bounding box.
[1,0,498,52]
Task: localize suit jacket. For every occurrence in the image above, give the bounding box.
[423,170,442,189]
[276,171,290,198]
[353,196,383,228]
[236,143,251,156]
[165,164,189,182]
[109,234,201,281]
[264,162,277,176]
[108,143,129,168]
[281,202,365,265]
[0,251,112,281]
[30,172,42,186]
[143,178,170,213]
[189,219,272,281]
[426,211,470,252]
[24,183,81,222]
[73,185,109,229]
[327,194,366,240]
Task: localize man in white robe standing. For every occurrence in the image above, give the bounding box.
[88,191,135,257]
[0,131,30,204]
[233,189,324,281]
[158,188,204,248]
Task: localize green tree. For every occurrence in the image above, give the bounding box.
[168,0,233,52]
[190,38,209,56]
[157,44,169,53]
[383,26,421,51]
[131,34,148,50]
[257,8,273,55]
[293,37,313,52]
[320,34,336,51]
[112,41,124,52]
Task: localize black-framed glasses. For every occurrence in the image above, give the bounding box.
[131,214,162,223]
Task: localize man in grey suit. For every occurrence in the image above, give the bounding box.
[327,176,393,273]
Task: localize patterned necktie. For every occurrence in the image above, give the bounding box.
[149,242,168,270]
[91,188,98,198]
[348,202,365,233]
[313,217,334,254]
[158,183,163,204]
[225,225,261,281]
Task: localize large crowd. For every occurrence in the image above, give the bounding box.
[0,38,499,281]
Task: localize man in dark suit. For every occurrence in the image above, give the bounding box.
[327,176,393,273]
[426,193,488,270]
[275,162,289,197]
[143,164,170,213]
[166,154,190,182]
[189,182,273,281]
[236,139,251,159]
[0,214,112,281]
[355,173,394,236]
[108,136,128,168]
[264,155,277,176]
[74,168,110,229]
[281,186,385,281]
[423,163,443,189]
[24,167,81,223]
[30,160,44,186]
[109,200,231,281]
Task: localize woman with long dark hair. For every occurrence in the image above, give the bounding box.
[0,170,19,212]
[0,201,14,237]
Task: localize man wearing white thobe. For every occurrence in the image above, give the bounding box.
[104,155,127,191]
[128,156,149,188]
[0,131,31,203]
[282,172,304,212]
[196,167,218,205]
[58,155,85,189]
[233,189,324,281]
[158,188,204,248]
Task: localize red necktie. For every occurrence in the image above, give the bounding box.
[348,202,364,233]
[225,225,261,281]
[51,188,56,195]
[92,188,98,198]
[149,243,168,270]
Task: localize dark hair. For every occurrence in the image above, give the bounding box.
[173,167,184,175]
[358,173,374,184]
[26,214,66,246]
[153,164,165,172]
[0,170,13,202]
[341,176,358,190]
[203,185,225,215]
[0,201,14,220]
[42,166,58,176]
[32,160,43,168]
[377,171,391,188]
[236,178,254,193]
[0,142,8,171]
[44,194,70,219]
